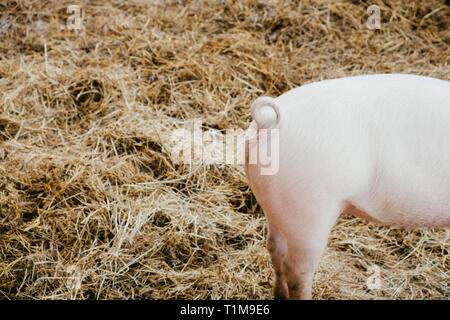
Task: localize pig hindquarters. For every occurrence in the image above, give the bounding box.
[244,74,450,299]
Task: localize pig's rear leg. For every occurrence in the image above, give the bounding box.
[267,222,288,299]
[278,204,341,300]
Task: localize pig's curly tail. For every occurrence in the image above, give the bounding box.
[250,96,280,129]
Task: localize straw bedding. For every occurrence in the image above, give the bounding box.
[0,0,448,299]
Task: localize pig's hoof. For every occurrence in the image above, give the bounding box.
[274,293,287,300]
[273,288,288,300]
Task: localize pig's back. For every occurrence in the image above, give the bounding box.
[276,74,450,226]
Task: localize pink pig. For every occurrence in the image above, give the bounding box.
[244,74,450,300]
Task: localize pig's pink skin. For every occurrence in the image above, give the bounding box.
[245,74,450,300]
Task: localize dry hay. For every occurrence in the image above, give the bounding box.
[0,0,449,300]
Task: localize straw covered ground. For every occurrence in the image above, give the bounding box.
[0,0,449,299]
